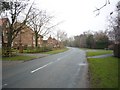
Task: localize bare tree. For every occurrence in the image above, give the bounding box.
[0,0,34,56]
[56,30,67,42]
[27,9,52,47]
[28,8,62,47]
[93,0,110,16]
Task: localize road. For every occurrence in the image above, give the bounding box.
[2,47,89,88]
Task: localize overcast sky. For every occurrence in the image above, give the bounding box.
[33,0,119,37]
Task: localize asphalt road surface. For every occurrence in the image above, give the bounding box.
[2,47,89,88]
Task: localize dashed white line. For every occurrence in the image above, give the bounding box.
[57,58,61,61]
[31,53,72,73]
[78,63,87,66]
[31,62,53,73]
[3,84,8,86]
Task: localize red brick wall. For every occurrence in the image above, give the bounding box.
[13,27,34,48]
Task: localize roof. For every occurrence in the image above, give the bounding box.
[0,18,9,26]
[38,34,43,38]
[53,38,56,40]
[48,35,52,40]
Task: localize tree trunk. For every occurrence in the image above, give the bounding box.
[35,31,38,48]
[6,29,12,57]
[113,43,120,58]
[6,41,12,57]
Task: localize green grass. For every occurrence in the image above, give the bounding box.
[87,50,113,57]
[42,48,69,54]
[2,48,69,61]
[2,55,37,61]
[88,57,119,88]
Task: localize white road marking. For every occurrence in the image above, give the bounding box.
[31,62,53,73]
[31,52,73,73]
[78,63,87,66]
[57,58,61,61]
[3,84,8,86]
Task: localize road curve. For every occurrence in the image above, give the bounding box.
[3,47,89,88]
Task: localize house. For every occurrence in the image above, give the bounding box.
[13,24,44,49]
[47,35,53,47]
[13,25,35,49]
[52,38,60,48]
[37,34,43,47]
[47,36,60,48]
[0,18,43,49]
[0,18,10,47]
[0,18,62,50]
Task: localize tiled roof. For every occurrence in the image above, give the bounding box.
[0,18,8,26]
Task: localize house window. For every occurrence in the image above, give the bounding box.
[3,31,4,36]
[28,45,31,47]
[33,37,35,40]
[15,42,18,44]
[12,42,13,47]
[33,42,35,44]
[6,22,9,28]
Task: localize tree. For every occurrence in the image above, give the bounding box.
[94,31,109,49]
[56,30,67,42]
[28,9,52,47]
[74,35,80,47]
[67,37,75,47]
[28,8,62,48]
[93,0,110,16]
[110,1,120,57]
[94,0,120,57]
[0,0,33,56]
[86,34,94,48]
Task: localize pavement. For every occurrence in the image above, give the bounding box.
[2,47,89,88]
[18,53,49,58]
[87,54,113,58]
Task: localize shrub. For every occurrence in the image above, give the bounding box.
[24,46,53,53]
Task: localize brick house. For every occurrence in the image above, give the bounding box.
[47,36,60,48]
[0,18,10,47]
[52,38,60,48]
[1,18,62,50]
[13,25,35,49]
[47,35,53,47]
[37,34,43,47]
[0,18,43,49]
[13,25,43,49]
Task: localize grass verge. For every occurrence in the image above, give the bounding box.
[2,48,69,61]
[42,48,69,54]
[87,50,113,56]
[88,56,118,88]
[2,55,37,61]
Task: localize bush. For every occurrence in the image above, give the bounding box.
[2,47,17,57]
[43,46,52,52]
[95,41,108,49]
[24,46,53,53]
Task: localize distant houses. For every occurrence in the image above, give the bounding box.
[47,36,60,48]
[0,18,62,49]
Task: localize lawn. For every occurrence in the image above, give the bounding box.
[2,55,37,61]
[88,56,119,88]
[2,48,69,61]
[87,50,113,57]
[42,48,69,54]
